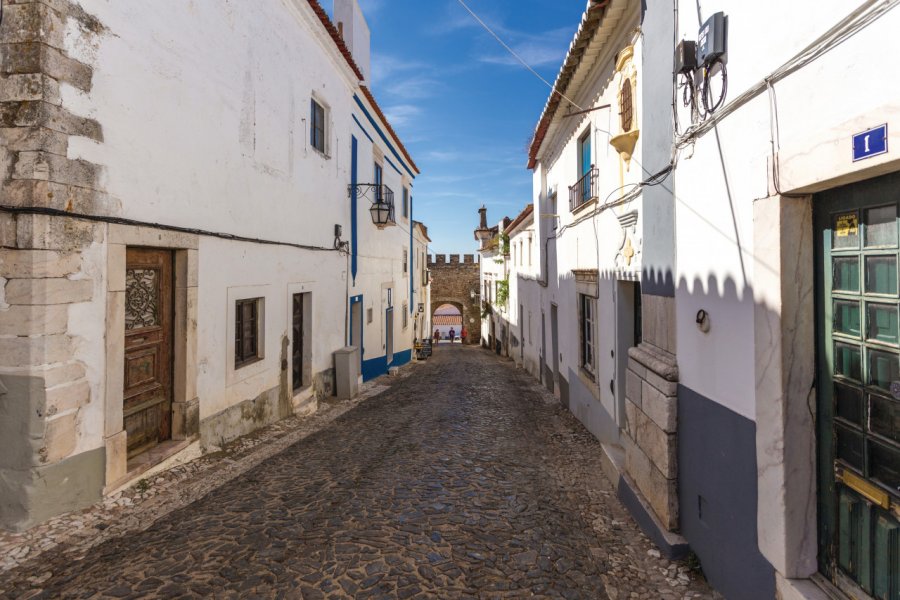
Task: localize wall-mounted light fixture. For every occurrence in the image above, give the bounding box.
[369,201,391,226]
[696,309,711,333]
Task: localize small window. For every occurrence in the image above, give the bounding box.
[403,249,408,274]
[374,162,383,200]
[579,294,595,377]
[402,303,408,329]
[619,79,634,132]
[402,187,409,218]
[367,307,373,324]
[236,298,262,368]
[310,99,326,154]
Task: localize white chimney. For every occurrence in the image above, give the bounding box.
[333,0,371,83]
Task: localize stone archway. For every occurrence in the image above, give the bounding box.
[431,299,471,343]
[428,254,481,345]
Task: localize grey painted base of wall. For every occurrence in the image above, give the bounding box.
[618,474,689,560]
[559,375,569,410]
[201,385,287,450]
[678,385,775,600]
[0,446,105,532]
[567,369,619,445]
[200,368,331,451]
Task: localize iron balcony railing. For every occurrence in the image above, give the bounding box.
[569,166,598,211]
[375,184,396,225]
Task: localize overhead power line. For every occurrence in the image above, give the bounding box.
[454,0,584,112]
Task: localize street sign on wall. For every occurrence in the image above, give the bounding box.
[852,124,888,162]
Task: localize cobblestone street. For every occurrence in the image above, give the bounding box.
[1,345,715,599]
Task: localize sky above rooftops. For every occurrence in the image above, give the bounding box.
[334,0,585,255]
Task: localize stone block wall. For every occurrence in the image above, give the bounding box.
[428,255,480,345]
[0,214,106,530]
[0,0,109,530]
[622,294,679,531]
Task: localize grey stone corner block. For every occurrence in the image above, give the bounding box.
[627,342,678,382]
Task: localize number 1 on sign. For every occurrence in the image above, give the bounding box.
[865,134,870,153]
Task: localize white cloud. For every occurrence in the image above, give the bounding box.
[371,55,427,87]
[479,41,566,68]
[383,104,422,126]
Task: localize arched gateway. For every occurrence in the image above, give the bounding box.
[428,254,480,345]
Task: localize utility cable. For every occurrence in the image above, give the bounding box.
[455,0,585,112]
[0,205,343,253]
[677,0,898,147]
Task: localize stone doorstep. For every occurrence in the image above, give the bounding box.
[776,573,850,600]
[104,437,197,495]
[617,473,689,561]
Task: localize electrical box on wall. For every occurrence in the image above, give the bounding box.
[675,40,697,74]
[697,12,726,65]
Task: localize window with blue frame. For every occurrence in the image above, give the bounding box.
[578,129,592,203]
[374,162,383,201]
[311,99,326,154]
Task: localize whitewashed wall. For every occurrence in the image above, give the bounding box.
[526,11,643,443]
[350,93,417,370]
[61,0,419,450]
[672,1,900,421]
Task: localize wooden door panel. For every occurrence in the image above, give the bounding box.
[292,294,304,391]
[124,248,174,458]
[816,172,900,598]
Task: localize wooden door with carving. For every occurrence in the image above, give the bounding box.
[124,248,174,458]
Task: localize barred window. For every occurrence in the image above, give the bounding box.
[236,298,262,367]
[619,79,634,132]
[579,294,595,376]
[311,99,326,154]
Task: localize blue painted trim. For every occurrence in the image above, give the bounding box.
[384,156,403,177]
[353,94,416,180]
[349,294,363,356]
[362,349,413,381]
[409,195,414,314]
[352,115,374,144]
[362,355,387,381]
[351,136,358,283]
[391,349,412,367]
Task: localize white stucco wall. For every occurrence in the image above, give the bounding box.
[523,8,643,443]
[57,0,420,452]
[672,1,900,421]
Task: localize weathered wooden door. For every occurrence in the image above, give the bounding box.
[292,293,304,391]
[816,172,900,599]
[124,248,174,458]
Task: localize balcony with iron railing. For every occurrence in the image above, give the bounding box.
[569,166,598,211]
[350,183,396,227]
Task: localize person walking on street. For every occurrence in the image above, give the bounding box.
[449,327,456,343]
[433,328,440,347]
[460,326,468,344]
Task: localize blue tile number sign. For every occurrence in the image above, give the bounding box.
[853,124,888,162]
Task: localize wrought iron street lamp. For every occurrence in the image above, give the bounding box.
[369,200,391,226]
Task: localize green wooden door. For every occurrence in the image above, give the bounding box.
[816,172,900,599]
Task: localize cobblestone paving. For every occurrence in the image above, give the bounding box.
[1,345,716,599]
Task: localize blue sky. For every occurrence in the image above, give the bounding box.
[336,0,585,255]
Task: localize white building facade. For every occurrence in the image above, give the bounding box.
[0,0,422,531]
[503,0,900,598]
[509,0,645,462]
